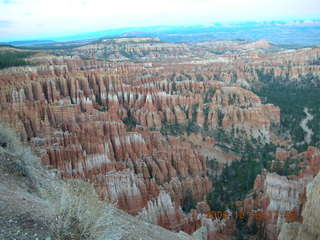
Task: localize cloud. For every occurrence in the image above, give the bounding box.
[3,0,14,4]
[0,20,12,27]
[0,0,320,41]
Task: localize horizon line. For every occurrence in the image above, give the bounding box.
[2,17,320,43]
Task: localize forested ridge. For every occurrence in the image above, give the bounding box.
[0,51,35,69]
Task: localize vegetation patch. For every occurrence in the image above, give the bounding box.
[255,71,320,151]
[122,111,138,130]
[0,51,35,69]
[206,140,276,211]
[182,189,197,213]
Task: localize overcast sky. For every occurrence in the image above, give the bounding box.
[0,0,319,41]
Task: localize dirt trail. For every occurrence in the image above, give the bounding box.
[299,107,314,145]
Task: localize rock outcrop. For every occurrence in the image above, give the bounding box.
[278,171,320,240]
[239,146,320,240]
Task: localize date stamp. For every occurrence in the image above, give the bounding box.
[206,209,299,221]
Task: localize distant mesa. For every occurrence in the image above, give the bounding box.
[240,39,273,49]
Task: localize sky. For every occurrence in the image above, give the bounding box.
[0,0,320,41]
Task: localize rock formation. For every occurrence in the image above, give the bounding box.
[278,171,320,240]
[1,39,319,239]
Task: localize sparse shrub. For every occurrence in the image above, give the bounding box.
[0,123,29,177]
[47,179,108,240]
[0,123,21,153]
